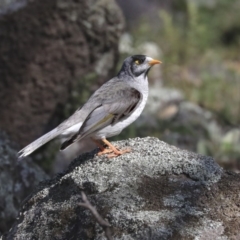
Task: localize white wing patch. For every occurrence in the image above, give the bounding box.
[61,123,82,137]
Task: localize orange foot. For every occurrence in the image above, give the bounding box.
[102,138,131,158]
[106,148,131,158]
[97,148,114,156]
[92,138,131,158]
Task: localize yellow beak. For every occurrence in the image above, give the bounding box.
[149,59,162,66]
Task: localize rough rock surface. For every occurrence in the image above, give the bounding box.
[3,137,240,239]
[0,132,47,235]
[0,0,124,146]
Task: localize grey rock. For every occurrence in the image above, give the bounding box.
[160,100,223,153]
[0,0,26,15]
[146,86,184,115]
[136,86,184,127]
[4,137,240,239]
[0,132,47,235]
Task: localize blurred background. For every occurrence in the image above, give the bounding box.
[0,0,240,234]
[1,0,240,174]
[115,0,240,173]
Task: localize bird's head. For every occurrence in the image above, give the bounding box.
[118,55,162,79]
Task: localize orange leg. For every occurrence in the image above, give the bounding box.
[101,138,131,158]
[91,138,114,156]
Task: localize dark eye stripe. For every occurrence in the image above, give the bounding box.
[132,55,146,64]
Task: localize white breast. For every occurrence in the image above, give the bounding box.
[93,77,149,139]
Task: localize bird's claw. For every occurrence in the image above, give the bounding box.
[97,148,114,156]
[97,147,131,158]
[106,148,131,158]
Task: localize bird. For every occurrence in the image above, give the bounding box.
[18,55,161,159]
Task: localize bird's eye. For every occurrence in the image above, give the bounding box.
[135,59,144,65]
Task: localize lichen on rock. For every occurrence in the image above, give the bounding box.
[4,137,240,239]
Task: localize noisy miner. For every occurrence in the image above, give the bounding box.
[18,55,161,158]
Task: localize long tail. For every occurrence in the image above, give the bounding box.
[18,128,60,158]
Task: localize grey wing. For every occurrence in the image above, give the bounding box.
[57,78,125,132]
[77,87,142,139]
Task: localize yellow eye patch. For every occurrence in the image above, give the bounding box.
[135,60,140,65]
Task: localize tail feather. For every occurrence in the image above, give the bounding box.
[18,128,60,158]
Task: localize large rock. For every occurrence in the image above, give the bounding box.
[0,0,124,146]
[4,137,240,239]
[0,132,47,235]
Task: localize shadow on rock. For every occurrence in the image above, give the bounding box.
[3,137,240,240]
